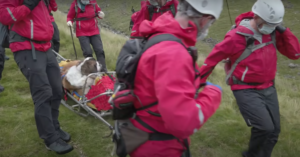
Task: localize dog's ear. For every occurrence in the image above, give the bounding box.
[80,61,90,76]
[81,59,99,75]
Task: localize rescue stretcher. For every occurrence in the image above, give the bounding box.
[54,50,115,134]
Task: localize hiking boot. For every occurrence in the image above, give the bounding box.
[57,128,71,142]
[0,84,4,93]
[45,138,73,154]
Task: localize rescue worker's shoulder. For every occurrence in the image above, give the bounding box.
[223,27,249,47]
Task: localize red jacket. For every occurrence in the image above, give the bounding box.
[67,0,102,37]
[130,13,222,157]
[130,0,179,38]
[200,12,300,90]
[48,0,58,22]
[0,0,53,53]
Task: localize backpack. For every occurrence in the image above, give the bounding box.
[224,24,277,85]
[110,34,197,157]
[129,3,176,31]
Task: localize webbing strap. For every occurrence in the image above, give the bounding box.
[225,36,254,84]
[134,116,177,140]
[136,101,158,111]
[74,2,97,21]
[134,116,158,132]
[75,2,78,18]
[135,116,189,156]
[142,34,186,54]
[225,31,277,85]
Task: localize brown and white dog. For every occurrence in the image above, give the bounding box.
[62,57,102,96]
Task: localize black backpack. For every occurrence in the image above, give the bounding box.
[113,34,198,114]
[110,33,196,157]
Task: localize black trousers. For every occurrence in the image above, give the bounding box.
[51,21,60,53]
[78,34,107,72]
[0,46,4,80]
[233,86,280,157]
[13,49,62,145]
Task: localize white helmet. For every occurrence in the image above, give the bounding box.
[185,0,224,19]
[252,0,285,24]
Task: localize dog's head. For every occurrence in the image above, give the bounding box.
[77,57,102,76]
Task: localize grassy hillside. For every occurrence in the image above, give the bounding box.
[57,0,300,78]
[0,1,299,157]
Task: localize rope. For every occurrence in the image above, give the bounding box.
[226,0,233,26]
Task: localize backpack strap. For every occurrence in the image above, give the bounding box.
[271,31,277,49]
[93,4,96,16]
[134,115,176,140]
[75,1,78,19]
[225,31,277,85]
[169,4,176,17]
[142,34,185,52]
[134,115,190,156]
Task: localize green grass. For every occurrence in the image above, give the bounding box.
[0,1,300,157]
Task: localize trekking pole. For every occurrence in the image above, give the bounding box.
[69,26,78,60]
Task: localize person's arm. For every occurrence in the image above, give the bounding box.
[199,32,237,82]
[153,42,222,139]
[0,0,32,25]
[275,27,300,60]
[49,0,58,12]
[66,1,76,22]
[95,4,104,19]
[130,6,149,37]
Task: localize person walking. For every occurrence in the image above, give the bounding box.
[0,0,73,154]
[67,0,107,72]
[199,0,300,157]
[123,0,224,156]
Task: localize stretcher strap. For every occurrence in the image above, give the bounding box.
[72,91,81,98]
[64,89,68,101]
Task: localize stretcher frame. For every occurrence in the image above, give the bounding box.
[54,50,114,132]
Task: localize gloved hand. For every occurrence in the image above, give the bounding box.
[67,21,73,27]
[23,0,41,11]
[206,82,222,92]
[276,25,286,34]
[98,11,105,18]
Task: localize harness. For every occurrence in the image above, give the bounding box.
[72,1,98,30]
[74,1,97,21]
[225,28,277,86]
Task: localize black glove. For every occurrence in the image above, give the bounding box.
[276,25,287,34]
[23,0,41,11]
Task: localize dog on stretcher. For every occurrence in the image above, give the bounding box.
[61,57,102,96]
